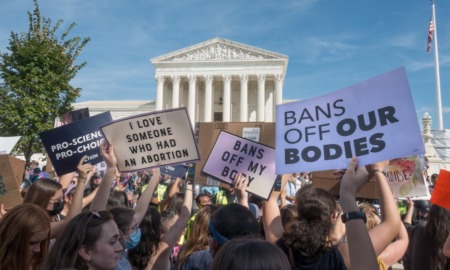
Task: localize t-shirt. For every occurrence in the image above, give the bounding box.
[179,249,213,270]
[277,239,347,270]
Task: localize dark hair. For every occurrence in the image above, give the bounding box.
[280,204,298,229]
[109,206,134,234]
[211,203,259,246]
[128,207,161,269]
[425,204,450,269]
[42,211,114,269]
[195,193,211,205]
[107,190,130,209]
[167,193,185,214]
[211,237,290,270]
[283,185,337,257]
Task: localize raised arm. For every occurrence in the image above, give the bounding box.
[444,234,450,258]
[403,197,414,225]
[379,221,408,267]
[150,182,193,270]
[159,177,181,212]
[338,157,378,270]
[133,168,161,224]
[58,172,75,189]
[90,142,117,211]
[262,174,289,244]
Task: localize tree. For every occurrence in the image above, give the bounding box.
[0,0,90,166]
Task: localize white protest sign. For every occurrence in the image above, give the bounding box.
[383,155,430,198]
[0,136,21,155]
[202,131,277,199]
[100,108,200,172]
[276,67,425,174]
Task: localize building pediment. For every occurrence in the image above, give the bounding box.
[151,37,288,63]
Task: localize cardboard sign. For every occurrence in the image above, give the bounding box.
[276,67,425,174]
[202,131,277,199]
[0,155,25,208]
[161,164,189,179]
[100,108,200,172]
[196,122,275,186]
[0,136,21,155]
[431,170,450,210]
[382,155,429,198]
[40,112,113,176]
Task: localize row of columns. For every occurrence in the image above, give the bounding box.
[155,74,284,124]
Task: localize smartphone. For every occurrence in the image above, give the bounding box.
[186,164,195,185]
[273,175,282,191]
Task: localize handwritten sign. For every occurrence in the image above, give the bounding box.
[276,67,425,174]
[100,108,200,172]
[202,131,277,199]
[40,112,112,176]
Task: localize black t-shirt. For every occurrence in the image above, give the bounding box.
[277,239,347,270]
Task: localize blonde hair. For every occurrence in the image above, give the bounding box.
[359,203,380,230]
[23,178,62,210]
[0,203,51,270]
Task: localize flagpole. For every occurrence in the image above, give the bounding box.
[431,0,444,130]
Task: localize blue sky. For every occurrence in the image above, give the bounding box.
[1,0,449,129]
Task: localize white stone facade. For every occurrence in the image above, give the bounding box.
[151,38,288,125]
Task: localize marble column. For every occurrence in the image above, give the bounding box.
[188,75,197,125]
[204,75,213,122]
[240,74,249,122]
[257,74,266,122]
[171,75,180,108]
[156,75,165,110]
[275,74,283,105]
[223,74,232,122]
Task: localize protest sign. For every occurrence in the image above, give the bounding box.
[100,108,200,172]
[382,155,429,198]
[40,112,113,176]
[202,131,277,199]
[276,67,425,174]
[196,122,275,186]
[161,164,189,179]
[430,169,450,210]
[0,136,21,155]
[0,155,25,208]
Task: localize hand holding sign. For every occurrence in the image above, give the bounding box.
[234,172,249,208]
[77,156,95,182]
[341,157,370,198]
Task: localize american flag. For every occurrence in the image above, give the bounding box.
[427,17,434,54]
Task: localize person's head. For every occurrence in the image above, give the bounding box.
[359,203,381,230]
[89,174,102,190]
[160,209,179,236]
[128,207,161,269]
[431,173,439,185]
[195,193,212,208]
[208,203,259,257]
[280,204,298,230]
[283,185,338,257]
[109,206,140,250]
[106,190,130,209]
[0,203,51,270]
[414,199,431,222]
[23,178,64,217]
[425,204,450,269]
[211,237,290,270]
[43,211,123,270]
[167,193,185,214]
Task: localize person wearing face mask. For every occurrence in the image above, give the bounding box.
[23,156,95,239]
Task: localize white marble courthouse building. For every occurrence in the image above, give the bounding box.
[151,38,288,124]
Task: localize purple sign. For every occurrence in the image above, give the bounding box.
[202,131,277,199]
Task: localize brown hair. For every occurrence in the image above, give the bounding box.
[0,203,51,270]
[23,178,62,210]
[178,204,219,269]
[109,206,134,234]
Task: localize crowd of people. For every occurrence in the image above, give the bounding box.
[0,141,448,270]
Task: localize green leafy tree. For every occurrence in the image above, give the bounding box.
[0,0,90,166]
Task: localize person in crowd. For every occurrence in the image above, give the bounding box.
[212,185,236,205]
[107,190,132,209]
[181,203,259,270]
[283,174,297,204]
[23,156,94,239]
[29,166,41,183]
[201,185,219,197]
[0,203,51,270]
[84,173,102,197]
[403,200,450,269]
[61,184,98,219]
[42,211,123,269]
[360,202,409,269]
[185,192,212,240]
[177,204,219,270]
[404,198,431,226]
[210,237,291,270]
[126,181,193,270]
[263,158,393,270]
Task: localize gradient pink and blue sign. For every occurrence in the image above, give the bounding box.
[202,131,277,199]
